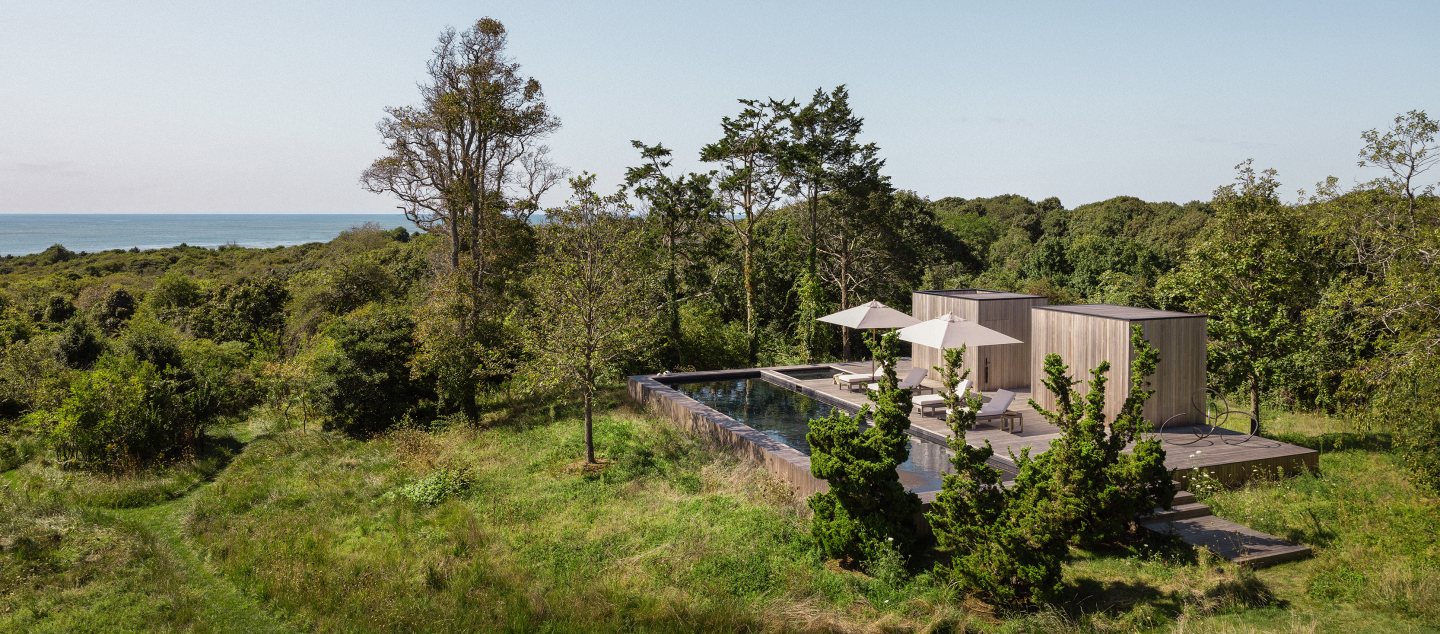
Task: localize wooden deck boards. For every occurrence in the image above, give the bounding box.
[1141,515,1312,567]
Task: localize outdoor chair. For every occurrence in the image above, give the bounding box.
[834,361,892,392]
[868,366,932,396]
[914,379,968,417]
[944,389,1022,433]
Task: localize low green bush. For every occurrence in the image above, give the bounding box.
[398,466,471,506]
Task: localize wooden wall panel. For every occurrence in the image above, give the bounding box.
[1031,307,1207,427]
[1136,317,1207,426]
[911,292,1044,390]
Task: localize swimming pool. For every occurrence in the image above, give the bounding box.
[674,378,953,492]
[776,366,844,381]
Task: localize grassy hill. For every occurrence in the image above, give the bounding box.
[2,391,1436,633]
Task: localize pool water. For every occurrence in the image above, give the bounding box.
[674,378,953,492]
[778,366,844,381]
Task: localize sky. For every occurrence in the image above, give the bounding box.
[1,1,1436,214]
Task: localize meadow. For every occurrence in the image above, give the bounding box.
[2,389,1435,633]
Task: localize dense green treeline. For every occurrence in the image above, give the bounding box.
[1,112,1437,488]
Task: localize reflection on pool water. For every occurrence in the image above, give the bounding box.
[674,378,953,492]
[777,366,845,381]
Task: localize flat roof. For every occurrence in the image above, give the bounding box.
[1033,303,1206,321]
[916,288,1047,301]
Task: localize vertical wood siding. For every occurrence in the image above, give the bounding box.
[911,291,1047,390]
[1030,309,1207,426]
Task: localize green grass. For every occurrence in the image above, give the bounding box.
[0,427,289,633]
[1,394,1437,632]
[185,401,934,632]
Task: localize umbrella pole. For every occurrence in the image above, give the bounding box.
[870,329,878,377]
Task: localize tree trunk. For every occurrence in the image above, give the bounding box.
[744,220,755,364]
[584,389,595,464]
[1249,375,1261,432]
[808,195,818,277]
[668,258,681,369]
[839,236,851,361]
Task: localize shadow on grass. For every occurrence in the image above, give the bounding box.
[1046,530,1263,622]
[65,428,249,509]
[474,384,631,435]
[1279,506,1340,547]
[1264,430,1392,452]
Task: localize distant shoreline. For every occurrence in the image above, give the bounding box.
[0,213,413,257]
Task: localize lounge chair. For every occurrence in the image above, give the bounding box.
[835,371,878,392]
[944,389,1023,433]
[868,366,932,395]
[914,379,969,417]
[834,362,892,392]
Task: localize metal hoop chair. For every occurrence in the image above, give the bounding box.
[1158,387,1259,445]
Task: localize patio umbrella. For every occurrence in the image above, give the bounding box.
[817,300,921,374]
[897,312,1023,350]
[898,312,1022,385]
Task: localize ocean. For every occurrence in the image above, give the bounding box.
[0,214,413,257]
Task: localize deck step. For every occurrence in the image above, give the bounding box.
[1142,514,1312,567]
[1145,501,1211,521]
[1171,490,1196,505]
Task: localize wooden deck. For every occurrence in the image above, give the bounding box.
[1141,514,1313,567]
[769,359,1319,488]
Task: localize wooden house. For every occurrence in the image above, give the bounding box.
[911,289,1048,390]
[1029,304,1207,426]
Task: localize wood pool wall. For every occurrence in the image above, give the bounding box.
[1030,304,1207,426]
[911,289,1048,390]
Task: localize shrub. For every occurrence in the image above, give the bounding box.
[312,303,433,435]
[115,317,184,371]
[0,338,70,419]
[192,276,288,344]
[1026,324,1174,549]
[53,317,106,369]
[678,299,749,371]
[0,300,37,347]
[927,326,1173,606]
[397,466,471,505]
[38,244,73,265]
[806,331,920,565]
[181,338,257,417]
[40,293,75,324]
[95,288,137,335]
[1381,356,1440,492]
[44,354,214,468]
[927,344,1069,606]
[145,270,203,326]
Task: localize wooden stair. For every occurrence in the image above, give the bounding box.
[1141,490,1312,567]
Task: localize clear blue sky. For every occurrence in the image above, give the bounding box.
[2,1,1436,214]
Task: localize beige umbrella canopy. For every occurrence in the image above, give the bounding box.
[818,300,921,373]
[898,312,1022,350]
[817,300,921,330]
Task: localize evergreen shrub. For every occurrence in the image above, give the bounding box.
[927,325,1173,606]
[806,331,920,565]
